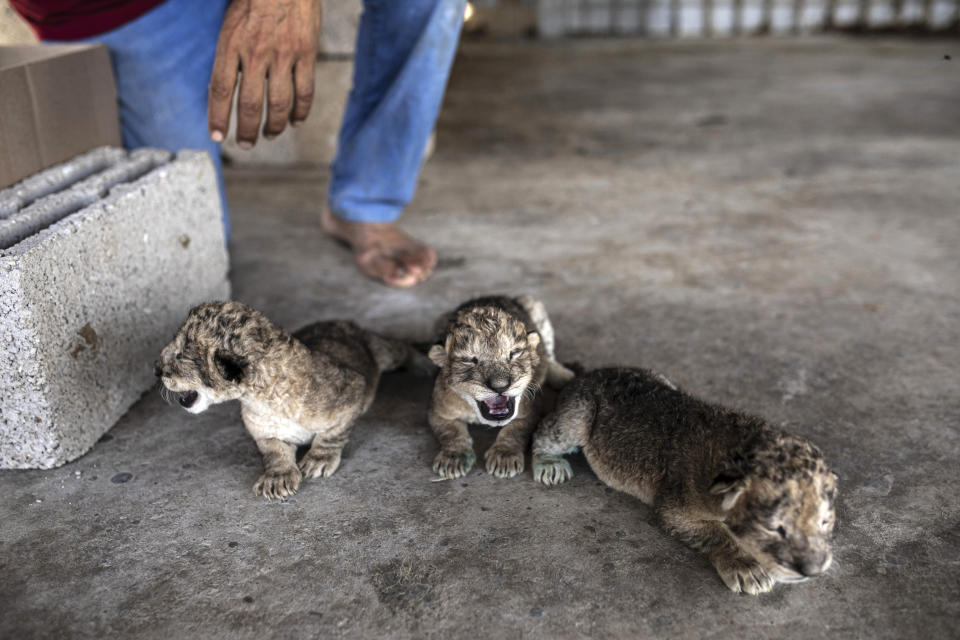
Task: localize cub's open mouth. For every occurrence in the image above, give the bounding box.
[477,395,515,421]
[178,390,199,408]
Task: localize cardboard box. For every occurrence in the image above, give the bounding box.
[0,44,122,190]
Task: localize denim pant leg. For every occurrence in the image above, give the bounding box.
[329,0,466,224]
[53,0,231,234]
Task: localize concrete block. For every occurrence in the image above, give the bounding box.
[319,0,363,56]
[0,146,125,219]
[0,149,169,248]
[0,149,230,469]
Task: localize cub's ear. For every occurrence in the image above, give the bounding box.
[709,472,746,511]
[427,335,452,368]
[526,331,541,350]
[214,349,247,384]
[427,344,446,368]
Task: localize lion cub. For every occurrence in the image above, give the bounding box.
[158,301,429,499]
[426,295,574,479]
[532,367,837,595]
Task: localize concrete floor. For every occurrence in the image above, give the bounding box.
[3,38,959,638]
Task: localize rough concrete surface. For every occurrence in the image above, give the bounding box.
[318,0,363,56]
[0,151,229,468]
[0,146,126,219]
[0,149,170,249]
[1,38,958,638]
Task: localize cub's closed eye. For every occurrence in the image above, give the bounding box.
[460,357,479,365]
[509,349,522,360]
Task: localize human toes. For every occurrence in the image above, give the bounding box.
[398,245,437,278]
[355,249,420,288]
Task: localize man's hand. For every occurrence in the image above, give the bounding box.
[208,0,321,148]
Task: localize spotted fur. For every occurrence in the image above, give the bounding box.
[426,295,575,479]
[158,301,431,499]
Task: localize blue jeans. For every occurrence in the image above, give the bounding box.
[330,0,466,223]
[55,0,466,230]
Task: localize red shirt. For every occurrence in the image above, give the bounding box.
[10,0,168,40]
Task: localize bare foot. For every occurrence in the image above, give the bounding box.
[321,208,437,288]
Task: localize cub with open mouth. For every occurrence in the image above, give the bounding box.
[157,301,431,499]
[427,295,575,479]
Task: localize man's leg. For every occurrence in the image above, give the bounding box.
[57,0,231,235]
[325,0,467,287]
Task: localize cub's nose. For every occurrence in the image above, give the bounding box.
[487,376,511,394]
[798,551,831,577]
[153,361,163,378]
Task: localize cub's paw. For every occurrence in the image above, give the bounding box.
[433,447,476,479]
[712,552,776,595]
[532,454,573,486]
[299,449,343,479]
[253,465,303,500]
[485,445,525,479]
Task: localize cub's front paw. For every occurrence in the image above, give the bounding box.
[433,447,476,479]
[253,465,303,499]
[712,552,776,595]
[532,453,573,486]
[484,445,524,479]
[299,449,343,479]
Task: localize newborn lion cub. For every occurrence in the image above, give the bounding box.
[427,295,574,479]
[158,301,429,499]
[533,367,837,595]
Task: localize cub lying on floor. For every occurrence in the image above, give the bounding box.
[427,295,574,479]
[157,301,430,499]
[532,367,837,595]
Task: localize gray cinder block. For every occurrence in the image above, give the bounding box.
[0,149,230,469]
[319,0,363,56]
[0,148,170,249]
[0,146,125,219]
